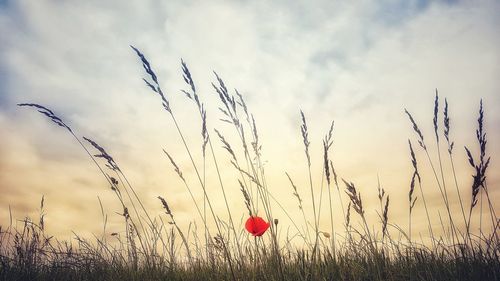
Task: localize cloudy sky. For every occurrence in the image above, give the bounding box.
[0,0,499,243]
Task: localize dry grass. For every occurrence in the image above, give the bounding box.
[2,47,499,281]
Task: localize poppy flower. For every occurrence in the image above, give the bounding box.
[245,216,270,236]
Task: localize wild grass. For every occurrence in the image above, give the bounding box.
[1,47,499,281]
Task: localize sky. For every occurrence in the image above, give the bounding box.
[0,0,499,245]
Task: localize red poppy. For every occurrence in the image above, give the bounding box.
[245,216,270,236]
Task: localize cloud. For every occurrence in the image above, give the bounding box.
[0,0,499,239]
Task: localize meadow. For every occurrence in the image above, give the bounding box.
[0,46,498,281]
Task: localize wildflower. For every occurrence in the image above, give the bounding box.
[245,216,270,237]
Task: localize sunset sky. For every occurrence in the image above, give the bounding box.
[0,0,499,244]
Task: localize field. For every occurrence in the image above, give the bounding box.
[0,47,498,281]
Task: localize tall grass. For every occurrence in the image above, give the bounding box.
[1,48,499,281]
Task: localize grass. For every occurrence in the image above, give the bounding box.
[1,46,499,281]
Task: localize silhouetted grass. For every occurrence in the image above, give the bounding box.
[1,48,498,281]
